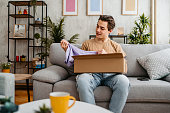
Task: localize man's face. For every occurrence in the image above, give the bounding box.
[96,20,112,39]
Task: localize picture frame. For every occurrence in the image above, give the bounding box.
[87,0,103,16]
[121,0,138,15]
[63,0,78,16]
[13,24,26,38]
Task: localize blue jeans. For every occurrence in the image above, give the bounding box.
[76,73,130,113]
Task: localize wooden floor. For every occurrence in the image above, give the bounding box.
[15,85,33,105]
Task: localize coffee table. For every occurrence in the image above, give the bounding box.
[14,99,113,113]
[15,74,32,102]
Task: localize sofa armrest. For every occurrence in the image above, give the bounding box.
[32,65,69,84]
[0,73,15,103]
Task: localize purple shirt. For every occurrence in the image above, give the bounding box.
[65,44,97,67]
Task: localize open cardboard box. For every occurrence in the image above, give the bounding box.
[72,53,127,74]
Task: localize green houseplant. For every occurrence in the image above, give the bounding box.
[35,104,51,113]
[0,97,18,113]
[128,13,151,44]
[1,62,11,73]
[44,16,79,43]
[37,16,79,59]
[34,33,41,46]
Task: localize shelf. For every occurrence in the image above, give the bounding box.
[29,67,45,69]
[29,23,46,27]
[109,35,127,38]
[9,38,34,40]
[10,61,32,63]
[9,14,34,18]
[29,46,44,48]
[8,1,47,74]
[9,1,47,6]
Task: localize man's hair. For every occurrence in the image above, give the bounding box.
[98,15,115,31]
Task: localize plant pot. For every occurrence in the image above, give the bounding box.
[2,69,10,73]
[35,39,41,46]
[21,58,26,62]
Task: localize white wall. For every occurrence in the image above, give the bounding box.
[157,0,170,44]
[0,0,170,63]
[46,0,150,43]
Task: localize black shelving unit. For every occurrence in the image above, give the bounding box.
[7,1,47,74]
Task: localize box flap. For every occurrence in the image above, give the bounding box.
[72,53,124,59]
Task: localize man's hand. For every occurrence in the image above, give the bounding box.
[60,39,69,52]
[97,49,107,54]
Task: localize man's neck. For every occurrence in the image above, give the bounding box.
[95,37,109,43]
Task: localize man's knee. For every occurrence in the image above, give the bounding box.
[76,73,93,88]
[113,75,130,90]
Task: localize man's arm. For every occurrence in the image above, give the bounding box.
[115,44,126,57]
[60,39,69,52]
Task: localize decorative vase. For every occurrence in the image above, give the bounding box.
[21,58,26,62]
[2,69,10,73]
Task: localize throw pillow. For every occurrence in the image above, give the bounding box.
[137,48,170,80]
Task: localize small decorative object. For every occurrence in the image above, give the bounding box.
[18,8,22,14]
[35,104,51,113]
[32,57,45,69]
[35,18,41,24]
[23,9,28,14]
[13,24,26,38]
[16,56,19,62]
[20,56,22,61]
[0,97,18,113]
[128,13,151,44]
[117,27,124,35]
[87,0,103,16]
[21,55,26,62]
[1,62,11,73]
[34,33,41,46]
[63,0,78,16]
[121,0,138,15]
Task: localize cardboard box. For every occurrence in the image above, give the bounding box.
[72,53,127,74]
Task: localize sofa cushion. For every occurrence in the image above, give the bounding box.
[33,65,69,84]
[137,48,170,80]
[121,44,170,77]
[128,77,170,102]
[95,77,170,102]
[58,76,170,103]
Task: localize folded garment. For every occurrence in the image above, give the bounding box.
[65,44,97,67]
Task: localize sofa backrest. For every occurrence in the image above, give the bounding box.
[121,44,170,77]
[50,43,170,77]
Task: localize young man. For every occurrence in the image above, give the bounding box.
[61,15,130,113]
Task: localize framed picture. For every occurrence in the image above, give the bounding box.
[13,24,26,38]
[63,0,78,16]
[121,0,138,15]
[87,0,103,16]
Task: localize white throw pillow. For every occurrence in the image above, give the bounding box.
[137,48,170,80]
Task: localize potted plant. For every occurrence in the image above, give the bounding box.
[128,13,151,44]
[38,16,79,59]
[34,33,41,46]
[44,16,79,43]
[0,97,18,112]
[35,104,51,113]
[21,55,26,62]
[1,62,11,73]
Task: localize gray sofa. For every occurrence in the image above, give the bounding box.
[33,43,170,113]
